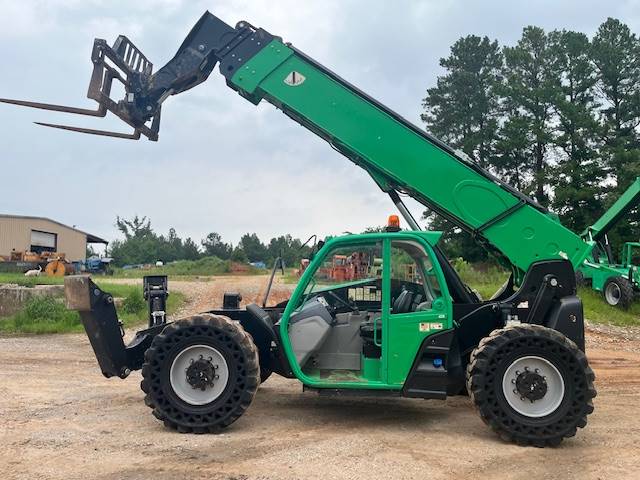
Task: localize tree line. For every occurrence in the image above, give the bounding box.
[108,215,312,267]
[422,18,640,261]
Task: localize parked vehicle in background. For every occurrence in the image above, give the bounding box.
[578,178,640,308]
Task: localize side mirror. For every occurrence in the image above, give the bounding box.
[309,240,325,261]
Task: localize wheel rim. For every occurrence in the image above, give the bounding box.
[605,282,621,305]
[501,355,565,418]
[169,344,229,405]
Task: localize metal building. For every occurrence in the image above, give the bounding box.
[0,214,107,262]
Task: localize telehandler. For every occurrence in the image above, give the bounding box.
[1,11,597,446]
[577,177,640,308]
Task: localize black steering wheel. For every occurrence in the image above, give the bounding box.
[325,290,359,313]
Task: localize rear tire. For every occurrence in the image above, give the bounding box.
[141,314,260,433]
[603,276,633,309]
[466,324,596,447]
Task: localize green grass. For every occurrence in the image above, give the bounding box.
[455,261,639,326]
[0,273,65,287]
[578,287,640,327]
[0,257,263,285]
[453,258,509,298]
[0,281,185,335]
[110,256,261,278]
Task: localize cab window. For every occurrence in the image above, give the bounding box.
[299,242,383,310]
[389,240,441,314]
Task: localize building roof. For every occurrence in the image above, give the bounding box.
[0,214,109,244]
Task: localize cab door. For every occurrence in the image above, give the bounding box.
[383,238,452,386]
[280,237,387,387]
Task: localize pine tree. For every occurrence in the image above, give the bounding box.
[420,20,640,263]
[493,113,533,193]
[500,27,558,206]
[201,232,232,260]
[592,18,640,244]
[421,35,503,262]
[422,35,503,168]
[548,30,604,232]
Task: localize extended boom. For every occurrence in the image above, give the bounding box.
[0,11,593,278]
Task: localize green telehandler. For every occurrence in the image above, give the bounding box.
[577,177,640,308]
[1,11,597,446]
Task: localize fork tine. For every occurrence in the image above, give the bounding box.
[34,122,141,140]
[0,98,106,117]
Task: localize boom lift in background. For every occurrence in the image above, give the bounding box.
[1,11,598,447]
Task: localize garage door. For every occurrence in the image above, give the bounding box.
[31,230,57,248]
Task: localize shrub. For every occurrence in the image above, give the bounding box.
[111,256,237,278]
[23,296,69,323]
[122,289,146,314]
[8,296,80,333]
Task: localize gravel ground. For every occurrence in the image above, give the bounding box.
[1,276,639,480]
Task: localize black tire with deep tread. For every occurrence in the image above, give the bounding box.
[603,276,634,309]
[575,270,585,287]
[140,313,260,433]
[466,324,596,447]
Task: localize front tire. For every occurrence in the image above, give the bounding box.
[141,314,260,433]
[467,325,596,447]
[603,276,634,309]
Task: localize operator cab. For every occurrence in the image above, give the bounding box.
[284,223,450,387]
[229,217,482,388]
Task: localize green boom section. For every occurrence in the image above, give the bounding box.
[583,177,640,241]
[230,41,592,275]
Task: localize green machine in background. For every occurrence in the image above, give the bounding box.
[578,177,640,308]
[2,11,597,447]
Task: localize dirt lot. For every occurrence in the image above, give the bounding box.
[1,275,639,480]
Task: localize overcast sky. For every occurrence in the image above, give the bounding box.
[2,0,640,248]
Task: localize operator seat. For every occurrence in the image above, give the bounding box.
[392,289,414,314]
[359,289,415,344]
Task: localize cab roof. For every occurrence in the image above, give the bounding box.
[325,230,444,246]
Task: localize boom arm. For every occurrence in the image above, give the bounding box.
[0,11,593,276]
[582,177,640,242]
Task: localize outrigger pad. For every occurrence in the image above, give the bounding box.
[64,275,95,311]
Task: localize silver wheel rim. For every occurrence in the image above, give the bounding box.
[502,355,565,418]
[169,344,229,405]
[605,282,621,306]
